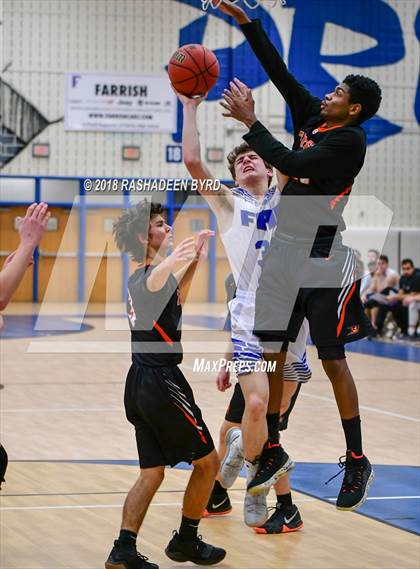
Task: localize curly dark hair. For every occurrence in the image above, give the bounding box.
[227,142,273,187]
[113,201,164,262]
[343,74,382,124]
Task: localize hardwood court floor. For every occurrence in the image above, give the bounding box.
[1,303,419,569]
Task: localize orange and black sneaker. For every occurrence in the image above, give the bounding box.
[254,504,303,534]
[203,493,232,517]
[247,444,294,496]
[333,451,374,511]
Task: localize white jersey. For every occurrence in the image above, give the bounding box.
[218,185,311,381]
[220,186,280,293]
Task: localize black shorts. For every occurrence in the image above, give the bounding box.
[254,236,372,349]
[124,364,214,468]
[224,382,300,431]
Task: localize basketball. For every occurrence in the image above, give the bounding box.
[168,44,219,97]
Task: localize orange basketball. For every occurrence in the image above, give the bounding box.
[168,44,219,97]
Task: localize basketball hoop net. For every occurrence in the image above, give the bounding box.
[202,0,286,11]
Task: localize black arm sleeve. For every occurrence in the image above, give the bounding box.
[243,121,364,179]
[240,19,321,132]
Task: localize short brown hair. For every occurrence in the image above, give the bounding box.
[113,201,164,262]
[227,142,273,187]
[401,258,414,268]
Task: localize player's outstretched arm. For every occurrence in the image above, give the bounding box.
[0,202,50,310]
[146,237,196,293]
[276,169,290,193]
[215,1,250,24]
[175,230,214,303]
[216,1,319,131]
[222,80,364,179]
[176,91,233,217]
[244,120,365,179]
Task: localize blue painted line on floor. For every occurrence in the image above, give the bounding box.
[2,313,418,363]
[0,315,93,339]
[289,462,420,535]
[183,314,227,329]
[343,338,420,363]
[17,459,419,535]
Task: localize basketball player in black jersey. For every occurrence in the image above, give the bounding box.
[105,201,225,569]
[217,1,382,511]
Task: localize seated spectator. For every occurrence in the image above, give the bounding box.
[367,248,380,265]
[361,261,379,301]
[374,259,420,339]
[361,249,380,301]
[399,260,420,338]
[363,256,399,333]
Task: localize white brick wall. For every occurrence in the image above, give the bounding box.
[1,0,419,227]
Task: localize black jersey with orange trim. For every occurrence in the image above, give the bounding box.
[240,19,367,240]
[127,264,182,367]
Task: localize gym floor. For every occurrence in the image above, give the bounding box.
[1,303,419,569]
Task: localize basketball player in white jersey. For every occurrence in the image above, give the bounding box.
[177,91,310,530]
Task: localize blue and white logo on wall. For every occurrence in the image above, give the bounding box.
[173,0,418,146]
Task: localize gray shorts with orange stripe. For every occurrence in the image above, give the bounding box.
[124,363,214,468]
[254,236,373,358]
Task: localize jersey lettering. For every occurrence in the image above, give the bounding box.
[240,208,275,230]
[298,130,315,149]
[255,239,271,267]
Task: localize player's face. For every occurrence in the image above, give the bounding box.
[234,151,272,187]
[147,214,173,253]
[321,83,359,123]
[401,263,414,278]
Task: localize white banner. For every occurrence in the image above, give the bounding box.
[65,73,177,133]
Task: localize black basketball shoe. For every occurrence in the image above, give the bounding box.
[203,493,232,517]
[254,503,303,534]
[247,444,294,496]
[105,540,158,569]
[165,531,226,565]
[335,451,374,511]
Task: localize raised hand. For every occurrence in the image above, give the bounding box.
[18,202,50,249]
[195,229,215,261]
[168,237,197,264]
[173,87,207,108]
[211,1,250,24]
[0,203,49,310]
[220,78,257,127]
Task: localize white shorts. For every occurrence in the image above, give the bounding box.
[229,290,311,381]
